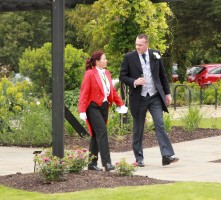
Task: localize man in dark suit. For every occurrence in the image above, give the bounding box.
[120,33,179,167]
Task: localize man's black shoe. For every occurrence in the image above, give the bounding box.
[162,156,179,166]
[105,163,115,171]
[137,160,145,167]
[88,165,103,171]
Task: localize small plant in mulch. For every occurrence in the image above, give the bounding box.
[34,147,92,183]
[63,148,92,173]
[115,158,138,176]
[34,148,67,183]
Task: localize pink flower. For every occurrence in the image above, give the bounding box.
[133,162,138,166]
[43,157,49,162]
[82,148,88,153]
[115,162,120,165]
[76,150,82,154]
[39,152,45,157]
[68,155,73,159]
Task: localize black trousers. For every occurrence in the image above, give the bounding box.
[86,101,111,166]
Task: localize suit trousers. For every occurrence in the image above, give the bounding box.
[86,101,111,166]
[132,93,175,162]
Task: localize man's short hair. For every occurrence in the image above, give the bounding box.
[137,34,149,43]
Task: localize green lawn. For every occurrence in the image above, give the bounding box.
[1,182,221,200]
[172,117,221,129]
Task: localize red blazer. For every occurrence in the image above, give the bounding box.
[78,67,124,135]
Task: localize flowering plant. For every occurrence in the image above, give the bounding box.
[153,52,161,59]
[34,148,67,183]
[34,147,92,183]
[115,158,138,176]
[64,148,92,173]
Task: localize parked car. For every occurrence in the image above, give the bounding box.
[171,64,179,82]
[187,63,221,86]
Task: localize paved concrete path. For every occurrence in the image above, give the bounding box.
[1,136,221,183]
[0,105,221,182]
[111,136,221,183]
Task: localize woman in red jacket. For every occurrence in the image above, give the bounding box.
[78,51,127,172]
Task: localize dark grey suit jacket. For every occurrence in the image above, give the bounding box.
[119,49,170,118]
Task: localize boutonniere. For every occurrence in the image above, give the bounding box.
[153,52,161,59]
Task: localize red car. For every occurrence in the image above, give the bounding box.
[171,64,179,82]
[187,64,221,86]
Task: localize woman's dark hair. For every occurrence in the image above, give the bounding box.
[86,51,104,70]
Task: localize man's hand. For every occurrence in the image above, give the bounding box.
[166,94,172,106]
[134,77,146,86]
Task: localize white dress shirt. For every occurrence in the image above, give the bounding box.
[96,67,110,102]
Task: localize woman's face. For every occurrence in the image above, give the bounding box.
[96,54,108,69]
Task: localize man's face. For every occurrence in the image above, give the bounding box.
[135,37,148,54]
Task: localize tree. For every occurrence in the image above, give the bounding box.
[19,43,89,94]
[168,0,221,82]
[66,0,173,77]
[0,11,51,72]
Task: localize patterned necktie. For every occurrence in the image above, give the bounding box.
[101,72,110,96]
[142,54,146,63]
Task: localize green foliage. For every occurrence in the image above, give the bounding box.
[16,104,52,146]
[169,0,221,77]
[19,43,89,94]
[64,148,92,173]
[66,0,172,76]
[0,77,33,135]
[64,87,80,109]
[0,11,51,72]
[107,107,133,136]
[115,158,138,176]
[19,43,52,93]
[64,44,89,90]
[181,106,203,132]
[171,81,221,107]
[163,112,173,133]
[34,149,67,183]
[34,147,92,183]
[0,77,52,146]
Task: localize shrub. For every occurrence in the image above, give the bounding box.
[34,147,92,183]
[107,106,133,136]
[34,149,67,183]
[181,106,203,132]
[64,148,92,173]
[164,112,173,133]
[16,104,52,146]
[115,158,138,176]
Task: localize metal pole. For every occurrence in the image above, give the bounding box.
[52,0,64,158]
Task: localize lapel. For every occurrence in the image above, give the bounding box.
[92,67,104,95]
[134,51,143,74]
[148,49,155,73]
